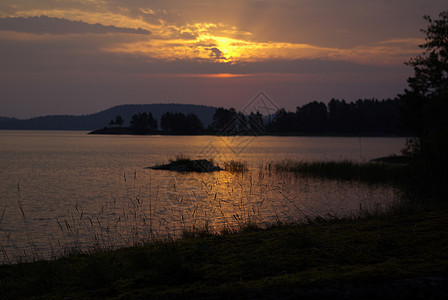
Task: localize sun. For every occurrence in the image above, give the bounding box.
[198,35,249,63]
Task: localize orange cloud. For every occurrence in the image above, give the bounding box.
[3,5,423,67]
[103,30,420,66]
[185,73,251,78]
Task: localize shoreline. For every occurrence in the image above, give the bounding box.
[88,126,412,138]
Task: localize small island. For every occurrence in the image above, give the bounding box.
[147,157,223,172]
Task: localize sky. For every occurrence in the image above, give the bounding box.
[0,0,446,119]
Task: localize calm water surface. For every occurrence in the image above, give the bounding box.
[0,131,406,263]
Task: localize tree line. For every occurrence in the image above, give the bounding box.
[107,97,407,136]
[268,98,404,135]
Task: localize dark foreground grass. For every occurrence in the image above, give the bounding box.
[1,206,448,299]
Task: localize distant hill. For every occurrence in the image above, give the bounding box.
[0,104,217,130]
[0,116,18,123]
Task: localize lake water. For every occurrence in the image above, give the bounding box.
[0,131,406,263]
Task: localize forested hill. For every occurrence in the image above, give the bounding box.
[0,104,217,130]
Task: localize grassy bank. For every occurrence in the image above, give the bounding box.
[1,205,447,299]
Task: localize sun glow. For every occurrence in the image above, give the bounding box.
[103,27,340,64]
[188,73,250,78]
[5,6,422,66]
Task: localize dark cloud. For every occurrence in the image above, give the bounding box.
[0,16,151,35]
[178,31,197,40]
[207,47,226,60]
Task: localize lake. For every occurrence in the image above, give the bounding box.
[0,131,406,263]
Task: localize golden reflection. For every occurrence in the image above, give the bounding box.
[141,165,399,236]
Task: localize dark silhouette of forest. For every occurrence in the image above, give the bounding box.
[161,112,204,134]
[266,98,403,135]
[95,97,407,136]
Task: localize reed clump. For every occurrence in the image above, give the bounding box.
[223,160,248,173]
[270,160,411,187]
[168,154,193,164]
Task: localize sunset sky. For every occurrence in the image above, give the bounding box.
[0,0,446,118]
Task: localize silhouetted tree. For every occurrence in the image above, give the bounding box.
[211,107,237,134]
[400,11,448,162]
[267,108,296,133]
[185,113,204,134]
[399,11,448,198]
[130,112,157,134]
[296,101,328,132]
[161,112,203,134]
[328,99,352,132]
[235,112,248,133]
[116,115,124,127]
[248,111,264,133]
[108,115,124,127]
[161,111,177,132]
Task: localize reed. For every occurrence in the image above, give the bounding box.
[15,183,39,262]
[224,160,248,173]
[271,159,411,187]
[0,206,9,264]
[169,154,193,164]
[44,170,163,260]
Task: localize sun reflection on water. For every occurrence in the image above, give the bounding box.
[108,166,400,241]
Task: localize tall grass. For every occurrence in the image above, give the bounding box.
[0,205,8,263]
[164,155,220,172]
[48,166,302,258]
[168,154,193,164]
[8,170,162,263]
[223,160,248,173]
